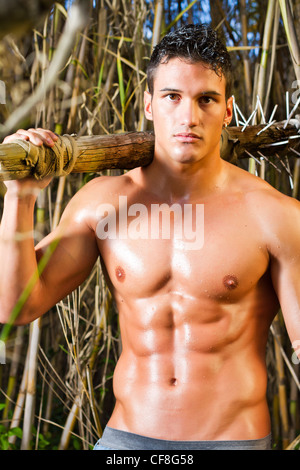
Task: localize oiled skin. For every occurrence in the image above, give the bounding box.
[1,59,300,442]
[92,166,279,440]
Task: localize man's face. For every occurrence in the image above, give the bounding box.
[144,58,233,166]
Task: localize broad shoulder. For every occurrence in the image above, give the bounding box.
[68,170,138,205]
[76,171,137,199]
[58,171,139,228]
[226,161,296,207]
[226,162,300,257]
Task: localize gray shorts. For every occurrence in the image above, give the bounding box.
[93,426,272,450]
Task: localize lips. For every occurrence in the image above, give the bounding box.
[174,132,201,143]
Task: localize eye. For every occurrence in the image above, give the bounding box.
[199,96,215,104]
[166,93,180,102]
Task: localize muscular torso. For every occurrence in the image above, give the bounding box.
[89,163,280,440]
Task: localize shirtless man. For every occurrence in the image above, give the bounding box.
[1,24,300,451]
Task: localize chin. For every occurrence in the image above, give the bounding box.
[172,153,201,164]
[172,144,205,162]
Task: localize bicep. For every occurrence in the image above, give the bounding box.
[270,256,300,346]
[33,208,99,313]
[268,197,300,347]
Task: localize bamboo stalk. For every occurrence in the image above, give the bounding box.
[278,0,300,81]
[152,0,164,48]
[21,318,42,449]
[239,0,252,113]
[289,363,299,442]
[263,2,280,117]
[2,327,24,423]
[8,349,29,445]
[286,433,300,450]
[67,22,90,133]
[86,364,102,438]
[255,0,276,116]
[272,314,290,449]
[0,122,300,181]
[58,399,80,450]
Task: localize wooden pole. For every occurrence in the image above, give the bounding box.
[0,122,299,181]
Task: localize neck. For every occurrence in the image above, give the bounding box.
[141,150,226,202]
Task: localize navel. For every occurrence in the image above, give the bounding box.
[223,274,239,290]
[115,266,126,282]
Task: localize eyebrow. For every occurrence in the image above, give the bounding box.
[159,88,222,96]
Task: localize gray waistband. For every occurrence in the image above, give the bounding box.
[100,427,272,450]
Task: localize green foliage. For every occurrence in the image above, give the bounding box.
[0,420,22,451]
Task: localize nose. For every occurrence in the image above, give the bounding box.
[180,99,199,127]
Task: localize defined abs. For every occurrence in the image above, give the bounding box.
[110,349,269,440]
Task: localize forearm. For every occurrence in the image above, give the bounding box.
[0,190,41,324]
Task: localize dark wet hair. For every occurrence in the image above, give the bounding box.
[147,24,232,99]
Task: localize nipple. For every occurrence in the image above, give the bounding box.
[115,266,126,282]
[223,274,238,290]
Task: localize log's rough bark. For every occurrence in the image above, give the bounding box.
[220,120,300,162]
[0,121,299,181]
[0,132,155,181]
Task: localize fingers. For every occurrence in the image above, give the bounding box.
[3,128,58,147]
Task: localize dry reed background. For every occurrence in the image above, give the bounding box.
[0,0,299,450]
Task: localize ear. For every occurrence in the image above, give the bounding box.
[224,95,233,127]
[144,90,153,121]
